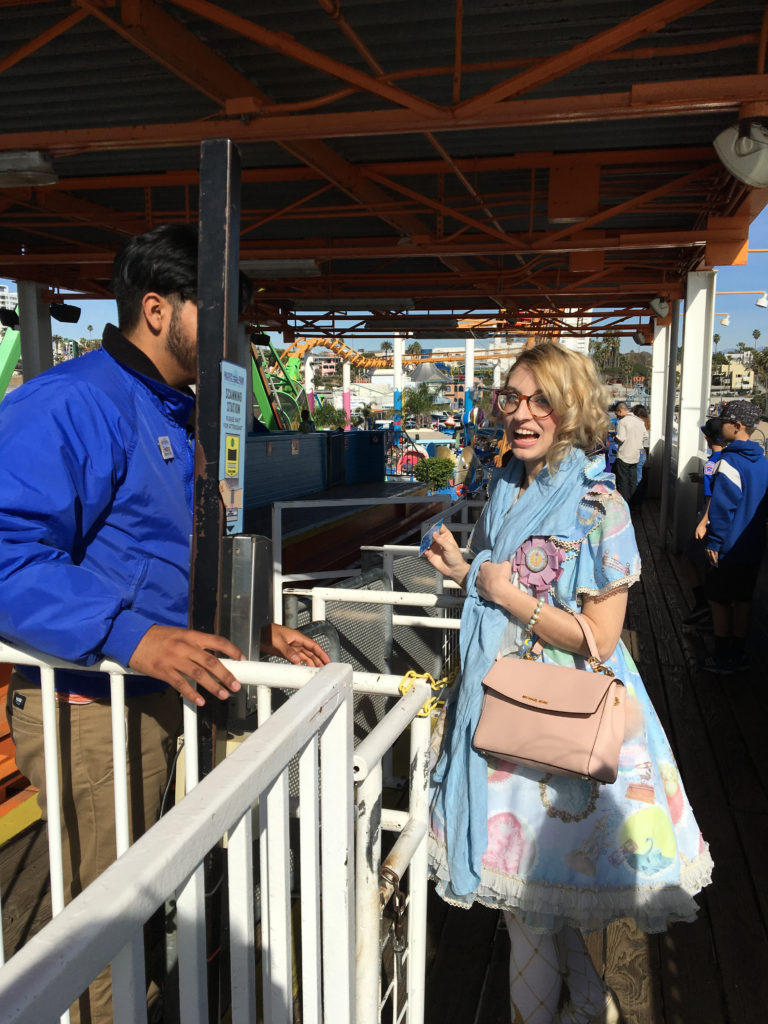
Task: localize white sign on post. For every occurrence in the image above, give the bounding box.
[218,360,247,535]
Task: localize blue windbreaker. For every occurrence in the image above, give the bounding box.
[0,327,195,696]
[706,439,768,561]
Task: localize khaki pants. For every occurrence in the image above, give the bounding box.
[6,671,182,1024]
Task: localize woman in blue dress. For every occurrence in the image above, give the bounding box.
[424,344,712,1024]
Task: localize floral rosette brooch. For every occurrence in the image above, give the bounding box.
[512,537,564,595]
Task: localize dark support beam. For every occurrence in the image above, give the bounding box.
[189,137,244,1020]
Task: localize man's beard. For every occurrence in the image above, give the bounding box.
[166,303,197,381]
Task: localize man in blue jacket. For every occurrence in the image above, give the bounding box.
[702,399,768,674]
[0,224,328,1022]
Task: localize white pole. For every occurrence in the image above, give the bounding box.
[304,354,315,413]
[394,331,404,441]
[674,270,716,551]
[648,317,670,498]
[463,333,475,442]
[343,360,351,430]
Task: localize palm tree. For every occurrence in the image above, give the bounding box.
[713,332,720,350]
[404,382,442,425]
[359,402,374,429]
[406,340,422,358]
[753,329,761,344]
[381,340,393,355]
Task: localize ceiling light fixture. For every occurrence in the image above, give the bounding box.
[0,150,58,187]
[719,314,731,327]
[756,292,768,308]
[713,120,768,187]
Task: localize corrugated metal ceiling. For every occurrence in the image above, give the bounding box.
[0,0,767,328]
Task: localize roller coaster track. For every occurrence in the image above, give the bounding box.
[283,336,522,367]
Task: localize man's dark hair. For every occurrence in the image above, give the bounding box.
[111,223,198,332]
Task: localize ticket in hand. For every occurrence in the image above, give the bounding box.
[419,516,444,557]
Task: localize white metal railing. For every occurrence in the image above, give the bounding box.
[271,495,455,623]
[250,665,433,1024]
[0,661,355,1024]
[0,645,435,1024]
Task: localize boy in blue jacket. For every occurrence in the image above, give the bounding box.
[702,400,768,673]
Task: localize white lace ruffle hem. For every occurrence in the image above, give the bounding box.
[428,833,714,935]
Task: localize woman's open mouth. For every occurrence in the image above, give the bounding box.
[511,428,540,447]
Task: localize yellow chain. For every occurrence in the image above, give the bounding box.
[398,666,456,717]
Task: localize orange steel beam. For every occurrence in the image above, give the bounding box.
[266,33,757,98]
[44,147,714,195]
[0,226,732,266]
[0,7,89,76]
[365,170,523,247]
[315,0,385,76]
[453,0,464,104]
[534,164,720,249]
[165,0,440,117]
[453,0,719,116]
[81,1,480,282]
[3,74,766,154]
[80,0,260,107]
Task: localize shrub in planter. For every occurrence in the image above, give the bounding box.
[413,456,454,490]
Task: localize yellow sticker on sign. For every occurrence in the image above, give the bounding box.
[225,433,240,478]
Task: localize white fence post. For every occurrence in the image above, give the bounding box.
[320,672,355,1024]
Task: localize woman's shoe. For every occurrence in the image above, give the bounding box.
[557,985,623,1023]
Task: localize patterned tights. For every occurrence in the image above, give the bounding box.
[503,912,608,1023]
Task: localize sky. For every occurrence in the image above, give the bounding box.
[4,205,768,354]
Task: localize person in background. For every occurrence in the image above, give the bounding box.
[298,407,315,432]
[700,400,768,674]
[613,401,646,504]
[0,223,328,1023]
[424,343,711,1024]
[682,417,725,627]
[630,404,650,508]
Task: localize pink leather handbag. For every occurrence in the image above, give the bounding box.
[472,616,625,783]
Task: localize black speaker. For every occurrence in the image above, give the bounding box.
[0,308,20,329]
[49,302,81,324]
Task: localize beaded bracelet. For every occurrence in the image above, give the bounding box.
[524,595,545,634]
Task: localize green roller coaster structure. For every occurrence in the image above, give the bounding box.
[0,321,20,401]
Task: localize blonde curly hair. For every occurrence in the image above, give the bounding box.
[504,343,609,470]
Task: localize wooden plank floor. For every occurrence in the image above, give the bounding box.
[425,499,768,1024]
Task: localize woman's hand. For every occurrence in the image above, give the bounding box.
[475,559,514,606]
[423,524,469,586]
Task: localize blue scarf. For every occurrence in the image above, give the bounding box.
[432,447,612,896]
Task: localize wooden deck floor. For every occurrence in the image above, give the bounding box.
[3,498,767,1022]
[424,499,768,1024]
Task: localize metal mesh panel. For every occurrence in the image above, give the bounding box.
[290,569,394,744]
[391,554,445,678]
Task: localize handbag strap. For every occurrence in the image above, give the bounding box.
[530,613,601,661]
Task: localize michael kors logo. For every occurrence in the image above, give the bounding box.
[522,695,549,705]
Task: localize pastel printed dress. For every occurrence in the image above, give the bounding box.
[429,485,713,934]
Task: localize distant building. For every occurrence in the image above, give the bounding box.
[712,357,754,393]
[0,284,18,310]
[556,311,591,355]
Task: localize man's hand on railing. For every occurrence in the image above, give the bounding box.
[129,625,245,706]
[260,623,331,667]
